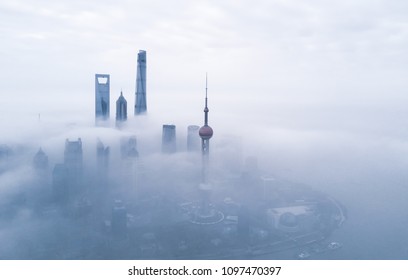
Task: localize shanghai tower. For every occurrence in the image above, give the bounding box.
[134,50,147,115]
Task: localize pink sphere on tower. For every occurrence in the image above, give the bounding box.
[199,125,213,140]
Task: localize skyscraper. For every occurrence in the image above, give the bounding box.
[111,200,127,237]
[116,91,127,127]
[64,138,83,171]
[134,50,147,115]
[187,125,200,152]
[95,74,110,122]
[162,125,176,153]
[64,138,83,189]
[97,139,110,185]
[52,164,68,201]
[120,136,139,159]
[33,148,48,171]
[120,136,140,190]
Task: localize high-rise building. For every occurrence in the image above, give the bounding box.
[120,136,140,191]
[187,125,200,152]
[116,91,127,127]
[261,176,278,202]
[120,136,139,159]
[97,139,110,185]
[162,125,176,153]
[33,148,48,170]
[95,74,110,123]
[134,50,147,115]
[111,200,127,237]
[65,138,83,171]
[64,138,83,188]
[52,163,68,201]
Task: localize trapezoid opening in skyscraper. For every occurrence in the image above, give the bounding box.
[95,74,110,124]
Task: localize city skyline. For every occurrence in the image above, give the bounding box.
[2,0,407,135]
[0,66,347,258]
[2,0,408,260]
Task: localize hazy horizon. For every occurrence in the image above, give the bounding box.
[1,0,408,259]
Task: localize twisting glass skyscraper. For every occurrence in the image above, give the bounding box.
[134,50,147,115]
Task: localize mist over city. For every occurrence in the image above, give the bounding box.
[1,0,408,259]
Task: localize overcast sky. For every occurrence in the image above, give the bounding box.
[3,1,408,259]
[1,0,408,144]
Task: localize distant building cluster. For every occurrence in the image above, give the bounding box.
[38,54,217,239]
[95,50,147,127]
[94,49,205,156]
[0,51,345,259]
[39,51,216,236]
[53,138,83,202]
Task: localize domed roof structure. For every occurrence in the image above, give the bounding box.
[199,125,213,139]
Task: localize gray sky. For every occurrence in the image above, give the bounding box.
[2,1,408,259]
[1,0,408,143]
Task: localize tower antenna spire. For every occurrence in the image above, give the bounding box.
[205,72,208,99]
[199,72,213,171]
[204,73,209,126]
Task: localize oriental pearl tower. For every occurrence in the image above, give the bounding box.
[199,74,213,184]
[190,75,223,225]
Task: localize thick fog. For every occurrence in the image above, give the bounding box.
[2,0,408,259]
